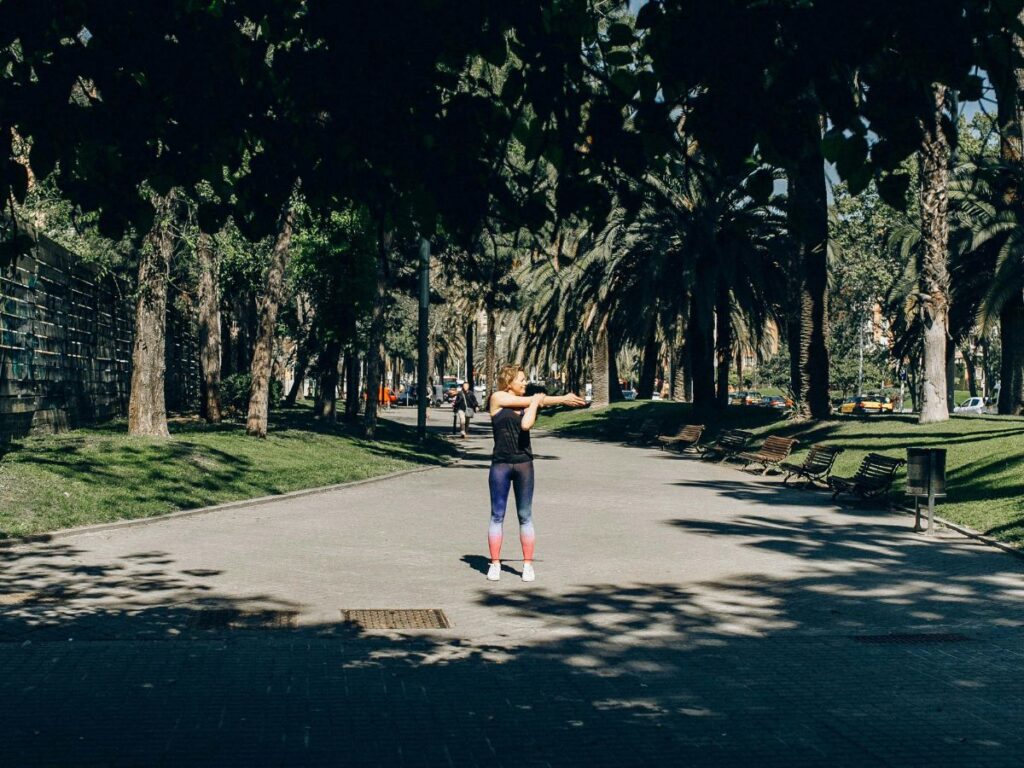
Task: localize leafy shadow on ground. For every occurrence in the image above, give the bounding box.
[2,519,1024,766]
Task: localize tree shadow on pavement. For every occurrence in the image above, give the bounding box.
[2,529,1023,767]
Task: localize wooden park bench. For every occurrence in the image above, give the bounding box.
[738,436,799,475]
[657,424,705,452]
[701,429,754,462]
[780,444,845,487]
[828,453,906,503]
[625,418,661,445]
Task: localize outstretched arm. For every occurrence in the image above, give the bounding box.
[490,390,588,412]
[542,393,587,408]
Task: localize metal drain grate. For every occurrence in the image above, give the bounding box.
[189,609,298,630]
[341,609,451,630]
[853,633,970,645]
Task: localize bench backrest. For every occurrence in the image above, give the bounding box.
[637,418,659,435]
[719,429,753,448]
[676,424,704,441]
[760,435,798,459]
[803,444,844,472]
[853,453,905,485]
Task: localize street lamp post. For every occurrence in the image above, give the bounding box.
[417,237,430,440]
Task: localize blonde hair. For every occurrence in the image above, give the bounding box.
[496,364,524,392]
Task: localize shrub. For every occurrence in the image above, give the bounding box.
[220,373,283,417]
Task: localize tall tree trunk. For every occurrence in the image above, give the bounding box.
[592,320,611,407]
[686,302,716,413]
[284,344,311,407]
[991,17,1024,414]
[485,306,497,397]
[637,313,659,399]
[196,231,222,423]
[946,336,957,413]
[715,286,731,409]
[918,83,952,424]
[128,192,175,437]
[344,350,361,422]
[246,206,295,437]
[787,111,831,419]
[465,321,475,389]
[962,344,978,399]
[670,317,687,401]
[313,338,342,421]
[1000,294,1024,413]
[608,333,623,402]
[362,229,391,438]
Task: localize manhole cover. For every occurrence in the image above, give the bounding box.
[189,609,298,630]
[341,609,451,630]
[853,633,970,645]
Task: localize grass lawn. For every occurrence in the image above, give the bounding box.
[0,403,455,539]
[541,401,1024,548]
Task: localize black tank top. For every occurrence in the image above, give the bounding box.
[491,407,533,464]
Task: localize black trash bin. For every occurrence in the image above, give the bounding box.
[906,448,947,533]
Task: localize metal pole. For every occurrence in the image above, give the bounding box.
[417,237,430,440]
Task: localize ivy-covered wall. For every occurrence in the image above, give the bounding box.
[0,231,198,442]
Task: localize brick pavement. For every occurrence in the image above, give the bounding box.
[2,409,1023,766]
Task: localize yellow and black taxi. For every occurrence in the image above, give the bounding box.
[838,393,894,416]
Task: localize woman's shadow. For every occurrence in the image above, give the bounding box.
[460,554,527,577]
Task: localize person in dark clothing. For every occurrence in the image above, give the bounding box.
[486,364,586,582]
[454,381,478,438]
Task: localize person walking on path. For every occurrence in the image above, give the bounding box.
[454,381,479,439]
[486,364,586,582]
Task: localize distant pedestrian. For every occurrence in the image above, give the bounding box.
[486,364,586,582]
[454,381,478,439]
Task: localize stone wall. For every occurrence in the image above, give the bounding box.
[0,231,198,442]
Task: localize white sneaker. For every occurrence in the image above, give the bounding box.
[521,563,535,582]
[486,562,501,581]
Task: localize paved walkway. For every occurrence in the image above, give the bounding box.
[2,410,1023,766]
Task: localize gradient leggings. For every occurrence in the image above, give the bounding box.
[488,461,535,561]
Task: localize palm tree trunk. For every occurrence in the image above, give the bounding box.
[246,206,295,437]
[962,343,978,399]
[362,228,392,438]
[485,306,497,397]
[608,333,623,402]
[992,16,1024,414]
[592,320,611,407]
[465,322,475,389]
[637,314,659,399]
[128,192,175,437]
[999,294,1024,414]
[686,302,716,412]
[196,231,222,423]
[918,83,952,424]
[715,286,731,409]
[787,112,831,419]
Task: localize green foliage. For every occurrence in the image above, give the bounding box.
[220,373,282,416]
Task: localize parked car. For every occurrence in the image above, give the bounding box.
[761,395,792,410]
[742,391,763,405]
[729,391,747,405]
[397,387,418,406]
[953,396,987,415]
[839,394,894,416]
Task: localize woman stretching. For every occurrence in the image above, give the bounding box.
[487,365,586,582]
